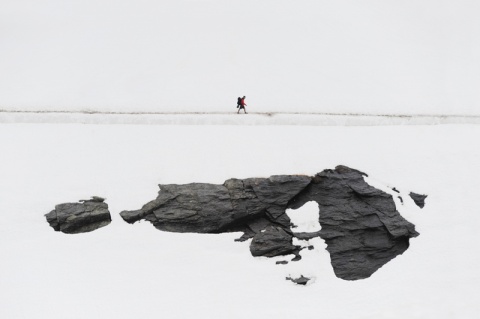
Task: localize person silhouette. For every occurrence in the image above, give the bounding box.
[237,96,247,114]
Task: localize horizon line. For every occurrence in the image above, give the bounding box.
[1,109,479,118]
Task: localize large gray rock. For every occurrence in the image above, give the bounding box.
[120,175,311,235]
[289,166,419,280]
[45,197,111,234]
[120,166,422,280]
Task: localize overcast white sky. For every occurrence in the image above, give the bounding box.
[1,0,479,114]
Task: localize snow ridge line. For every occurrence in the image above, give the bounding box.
[1,109,480,118]
[2,110,480,126]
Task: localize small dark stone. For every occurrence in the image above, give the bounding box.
[410,192,427,208]
[286,275,310,285]
[308,245,314,250]
[392,187,400,193]
[45,197,111,234]
[276,261,288,265]
[291,253,302,262]
[398,196,403,204]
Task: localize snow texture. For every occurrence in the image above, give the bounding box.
[1,123,479,319]
[1,0,479,317]
[2,111,480,126]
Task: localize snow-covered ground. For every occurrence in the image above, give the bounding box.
[1,0,479,115]
[1,1,479,317]
[1,123,479,318]
[2,111,480,126]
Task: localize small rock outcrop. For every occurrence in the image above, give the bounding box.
[410,192,427,208]
[120,166,422,280]
[286,275,310,285]
[45,197,111,234]
[250,226,300,258]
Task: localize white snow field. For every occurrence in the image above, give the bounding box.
[1,0,479,317]
[1,0,480,115]
[1,123,479,319]
[2,111,480,126]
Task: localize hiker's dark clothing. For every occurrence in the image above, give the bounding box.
[237,97,247,114]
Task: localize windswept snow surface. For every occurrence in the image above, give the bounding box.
[1,0,480,115]
[1,123,479,318]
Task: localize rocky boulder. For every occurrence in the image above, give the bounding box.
[120,175,311,235]
[120,166,422,281]
[45,197,111,234]
[289,166,419,280]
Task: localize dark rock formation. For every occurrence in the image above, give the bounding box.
[410,192,427,208]
[286,275,310,285]
[289,166,419,280]
[120,165,421,280]
[121,176,310,233]
[250,226,300,258]
[45,197,111,234]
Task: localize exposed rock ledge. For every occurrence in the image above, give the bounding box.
[45,196,111,234]
[120,166,421,280]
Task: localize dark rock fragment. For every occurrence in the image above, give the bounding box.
[410,192,427,208]
[291,254,302,261]
[286,275,310,285]
[45,197,111,234]
[276,261,288,265]
[250,226,299,257]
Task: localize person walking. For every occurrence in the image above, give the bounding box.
[237,96,247,114]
